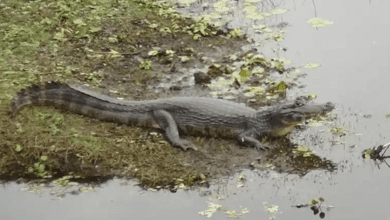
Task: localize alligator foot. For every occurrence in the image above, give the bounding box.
[255,143,269,151]
[175,140,198,151]
[238,136,269,151]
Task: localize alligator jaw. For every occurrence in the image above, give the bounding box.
[296,101,335,117]
[267,97,335,137]
[279,98,335,121]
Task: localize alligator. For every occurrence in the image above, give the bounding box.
[11,82,335,151]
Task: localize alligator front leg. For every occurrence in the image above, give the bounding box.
[153,110,198,151]
[237,132,269,151]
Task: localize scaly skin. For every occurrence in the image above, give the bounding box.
[11,82,335,151]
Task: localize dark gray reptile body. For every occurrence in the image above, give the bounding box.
[12,82,335,150]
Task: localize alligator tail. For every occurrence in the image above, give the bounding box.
[11,82,135,124]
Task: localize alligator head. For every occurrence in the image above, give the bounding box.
[259,96,335,137]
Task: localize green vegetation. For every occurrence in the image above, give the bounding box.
[292,145,313,157]
[28,156,49,178]
[183,17,217,40]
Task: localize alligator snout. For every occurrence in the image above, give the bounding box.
[324,102,335,112]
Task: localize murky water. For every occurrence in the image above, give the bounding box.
[2,0,390,219]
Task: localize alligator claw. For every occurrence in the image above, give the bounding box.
[176,140,198,151]
[256,144,269,151]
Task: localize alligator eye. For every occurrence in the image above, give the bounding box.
[295,96,308,107]
[295,114,304,121]
[287,113,303,121]
[296,103,302,107]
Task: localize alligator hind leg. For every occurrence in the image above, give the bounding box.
[153,110,198,151]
